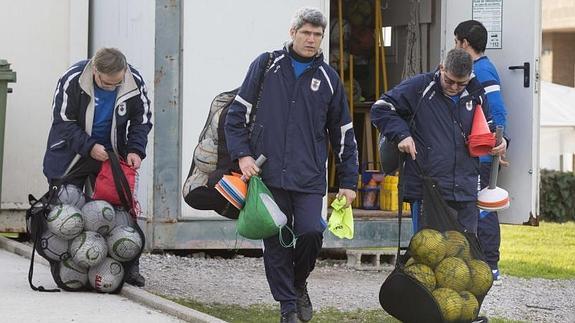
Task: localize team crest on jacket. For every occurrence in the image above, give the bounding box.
[118,102,127,116]
[466,100,473,111]
[311,78,321,91]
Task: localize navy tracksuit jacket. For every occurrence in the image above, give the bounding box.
[225,48,358,194]
[371,71,492,202]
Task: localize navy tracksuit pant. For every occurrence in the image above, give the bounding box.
[410,199,479,234]
[478,162,501,271]
[264,187,326,314]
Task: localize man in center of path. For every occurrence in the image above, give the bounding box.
[225,7,359,323]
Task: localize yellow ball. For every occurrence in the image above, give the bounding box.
[467,259,493,297]
[404,257,416,267]
[432,288,463,322]
[459,291,480,321]
[444,230,471,259]
[404,263,436,291]
[435,257,471,292]
[409,229,447,267]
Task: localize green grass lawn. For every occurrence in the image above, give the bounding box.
[169,299,397,323]
[499,221,575,279]
[169,298,521,323]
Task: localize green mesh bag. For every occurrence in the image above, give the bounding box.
[237,176,290,242]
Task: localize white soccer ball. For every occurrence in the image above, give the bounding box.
[46,204,84,240]
[56,184,86,209]
[88,257,125,293]
[39,230,71,262]
[58,258,88,290]
[107,225,143,262]
[113,207,134,228]
[82,200,115,235]
[69,231,108,268]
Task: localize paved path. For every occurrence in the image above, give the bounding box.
[0,249,185,323]
[0,236,226,323]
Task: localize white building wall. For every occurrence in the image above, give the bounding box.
[90,0,156,217]
[0,0,88,208]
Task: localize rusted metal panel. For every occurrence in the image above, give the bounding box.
[153,0,182,251]
[147,218,412,251]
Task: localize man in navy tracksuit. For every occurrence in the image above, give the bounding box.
[455,20,509,283]
[225,8,358,323]
[371,48,507,235]
[43,48,152,286]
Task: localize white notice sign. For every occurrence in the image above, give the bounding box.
[472,0,503,49]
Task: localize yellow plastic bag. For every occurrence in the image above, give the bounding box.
[328,196,354,239]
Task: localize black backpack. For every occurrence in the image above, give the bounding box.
[182,52,273,217]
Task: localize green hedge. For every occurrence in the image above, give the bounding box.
[540,169,575,222]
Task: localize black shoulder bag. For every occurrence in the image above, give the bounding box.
[105,150,146,294]
[26,186,62,292]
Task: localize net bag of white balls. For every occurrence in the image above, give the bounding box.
[379,167,493,323]
[25,184,144,293]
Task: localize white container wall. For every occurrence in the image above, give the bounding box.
[0,0,88,209]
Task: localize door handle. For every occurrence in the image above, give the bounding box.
[508,62,530,88]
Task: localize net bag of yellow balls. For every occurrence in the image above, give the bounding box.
[379,161,493,323]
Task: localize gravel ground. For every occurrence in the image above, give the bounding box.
[141,253,575,322]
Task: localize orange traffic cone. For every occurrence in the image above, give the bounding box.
[468,105,495,157]
[471,105,491,136]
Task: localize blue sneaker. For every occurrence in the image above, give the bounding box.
[492,269,501,286]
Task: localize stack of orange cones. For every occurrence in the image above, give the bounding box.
[215,155,267,210]
[468,105,496,157]
[215,173,247,210]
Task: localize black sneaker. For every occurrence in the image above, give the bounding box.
[125,271,145,287]
[472,316,489,323]
[296,283,313,322]
[280,311,298,323]
[125,263,145,287]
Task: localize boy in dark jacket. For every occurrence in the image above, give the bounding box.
[455,20,509,283]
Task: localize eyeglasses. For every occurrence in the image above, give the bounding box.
[442,73,470,87]
[95,70,125,89]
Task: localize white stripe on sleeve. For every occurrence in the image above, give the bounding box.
[338,122,353,161]
[235,95,253,124]
[484,84,500,94]
[374,99,396,111]
[59,71,82,122]
[139,83,151,124]
[318,66,334,94]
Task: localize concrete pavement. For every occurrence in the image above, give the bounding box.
[0,236,226,323]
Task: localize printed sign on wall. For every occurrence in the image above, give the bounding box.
[472,0,503,49]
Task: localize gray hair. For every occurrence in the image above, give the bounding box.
[92,47,127,74]
[290,7,327,32]
[443,48,473,78]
